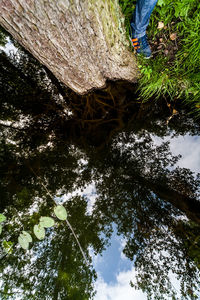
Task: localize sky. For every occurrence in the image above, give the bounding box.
[93,231,147,300]
[0,38,17,54]
[154,133,200,174]
[94,268,146,300]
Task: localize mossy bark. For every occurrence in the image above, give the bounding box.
[0,0,138,94]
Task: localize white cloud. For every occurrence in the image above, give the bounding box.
[152,134,200,174]
[94,268,146,300]
[169,135,200,173]
[0,38,18,55]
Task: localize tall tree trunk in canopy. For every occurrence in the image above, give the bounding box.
[0,0,138,94]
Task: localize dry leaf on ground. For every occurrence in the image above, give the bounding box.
[170,33,177,41]
[158,21,164,29]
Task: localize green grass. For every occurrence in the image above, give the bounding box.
[119,0,200,118]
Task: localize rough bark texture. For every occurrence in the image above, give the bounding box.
[0,0,138,94]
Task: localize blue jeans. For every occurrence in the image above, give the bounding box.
[130,0,158,38]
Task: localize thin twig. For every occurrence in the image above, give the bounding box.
[65,219,88,265]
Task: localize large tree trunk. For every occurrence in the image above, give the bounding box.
[0,0,138,94]
[135,174,200,225]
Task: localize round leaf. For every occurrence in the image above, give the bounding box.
[54,205,67,221]
[0,225,2,235]
[39,217,55,228]
[22,231,32,243]
[34,225,45,240]
[0,214,6,223]
[18,234,29,250]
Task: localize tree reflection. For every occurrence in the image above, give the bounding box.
[90,131,200,299]
[0,28,200,299]
[0,195,109,300]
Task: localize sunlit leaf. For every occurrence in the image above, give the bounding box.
[0,214,6,223]
[54,205,67,221]
[2,241,13,254]
[157,0,164,6]
[34,224,45,240]
[39,216,55,228]
[0,225,2,235]
[22,231,32,243]
[18,234,29,250]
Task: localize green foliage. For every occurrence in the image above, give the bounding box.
[0,26,7,47]
[119,0,200,117]
[54,205,68,221]
[0,214,6,236]
[0,213,6,223]
[175,222,200,270]
[33,224,46,240]
[39,216,55,228]
[34,214,57,241]
[2,241,13,254]
[21,231,32,243]
[18,232,32,250]
[119,0,135,35]
[1,196,86,270]
[0,196,99,300]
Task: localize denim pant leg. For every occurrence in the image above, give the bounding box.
[130,0,158,38]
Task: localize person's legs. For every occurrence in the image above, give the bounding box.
[130,0,158,38]
[129,0,157,58]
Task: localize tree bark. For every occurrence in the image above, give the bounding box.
[0,0,138,94]
[136,174,200,225]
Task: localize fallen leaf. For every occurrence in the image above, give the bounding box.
[157,21,164,29]
[170,33,177,41]
[172,109,178,114]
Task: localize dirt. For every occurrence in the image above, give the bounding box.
[150,29,179,62]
